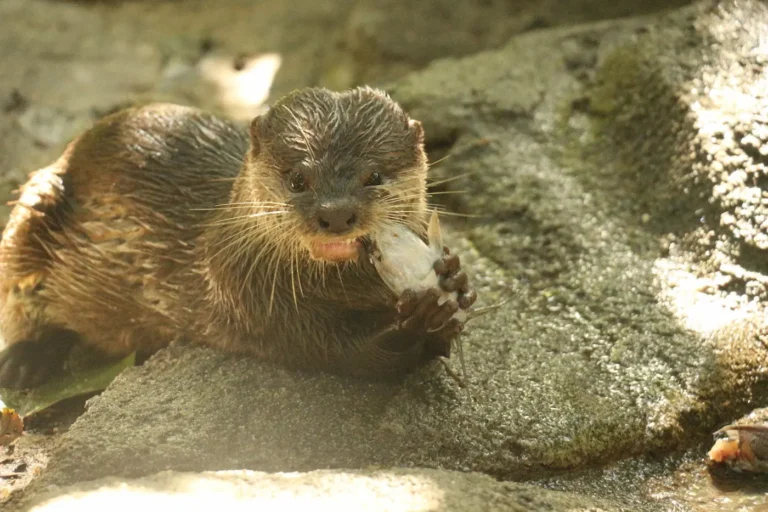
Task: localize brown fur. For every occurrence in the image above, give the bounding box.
[0,87,454,380]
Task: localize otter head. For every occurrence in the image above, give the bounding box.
[244,86,427,263]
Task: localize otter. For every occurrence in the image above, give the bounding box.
[0,86,475,388]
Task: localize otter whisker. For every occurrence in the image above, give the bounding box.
[379,192,425,200]
[193,200,288,211]
[290,250,299,313]
[214,200,289,207]
[377,198,419,207]
[204,176,239,183]
[267,259,279,317]
[295,247,305,299]
[426,190,468,196]
[236,222,290,296]
[334,264,349,305]
[377,202,428,212]
[382,202,432,211]
[427,210,482,218]
[380,208,437,215]
[427,153,453,168]
[382,207,481,220]
[205,214,289,230]
[379,187,425,197]
[201,210,290,228]
[194,205,287,212]
[208,216,286,262]
[259,231,294,318]
[426,171,477,187]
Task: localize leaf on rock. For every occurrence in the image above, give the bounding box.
[0,352,135,418]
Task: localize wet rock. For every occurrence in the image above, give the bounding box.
[21,468,617,511]
[580,0,768,446]
[586,0,768,302]
[541,449,768,511]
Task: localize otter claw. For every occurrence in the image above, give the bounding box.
[396,288,458,334]
[434,254,460,277]
[396,289,419,317]
[434,251,476,311]
[441,271,468,294]
[425,299,459,331]
[458,290,477,309]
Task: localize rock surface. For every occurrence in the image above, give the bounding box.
[23,468,616,512]
[4,0,768,511]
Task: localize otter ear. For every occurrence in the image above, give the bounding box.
[249,115,264,157]
[408,119,424,145]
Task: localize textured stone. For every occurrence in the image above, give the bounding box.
[339,0,693,85]
[587,0,768,300]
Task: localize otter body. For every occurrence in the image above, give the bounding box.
[0,87,474,388]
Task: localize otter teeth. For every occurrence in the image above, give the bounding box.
[308,238,363,262]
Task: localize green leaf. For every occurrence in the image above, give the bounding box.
[0,352,135,418]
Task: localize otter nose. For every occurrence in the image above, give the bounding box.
[318,206,357,234]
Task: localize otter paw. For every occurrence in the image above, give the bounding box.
[395,288,461,335]
[0,337,72,389]
[433,247,477,311]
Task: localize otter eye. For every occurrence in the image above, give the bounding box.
[365,172,382,187]
[289,171,305,192]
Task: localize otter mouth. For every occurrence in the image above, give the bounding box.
[309,237,364,262]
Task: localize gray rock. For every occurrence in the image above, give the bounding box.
[337,0,693,85]
[586,0,768,302]
[22,468,616,512]
[16,106,92,149]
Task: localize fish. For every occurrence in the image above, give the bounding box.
[367,210,467,326]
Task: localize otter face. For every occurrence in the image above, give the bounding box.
[246,87,428,263]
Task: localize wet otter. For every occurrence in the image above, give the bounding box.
[0,86,475,388]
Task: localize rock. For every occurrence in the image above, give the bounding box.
[587,0,768,303]
[21,468,617,512]
[16,107,92,149]
[336,0,693,85]
[540,448,768,511]
[0,0,166,209]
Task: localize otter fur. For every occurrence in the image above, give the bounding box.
[0,87,475,388]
